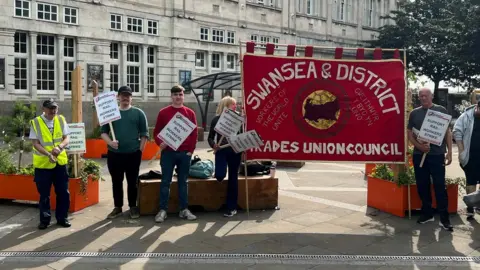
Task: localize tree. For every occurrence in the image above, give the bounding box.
[370,0,470,102]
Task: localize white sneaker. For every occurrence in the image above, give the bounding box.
[155,210,167,223]
[179,209,197,220]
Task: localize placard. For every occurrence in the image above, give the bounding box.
[65,123,86,154]
[227,130,264,153]
[214,109,245,137]
[158,112,196,151]
[94,91,121,126]
[418,109,452,146]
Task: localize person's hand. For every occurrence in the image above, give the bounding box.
[109,140,119,149]
[160,142,167,150]
[186,152,192,156]
[48,153,57,163]
[445,152,452,166]
[52,146,62,156]
[418,143,430,153]
[213,144,220,150]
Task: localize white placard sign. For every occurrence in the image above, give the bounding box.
[65,123,86,154]
[214,109,245,137]
[227,130,264,153]
[94,91,121,126]
[158,112,196,151]
[417,109,452,146]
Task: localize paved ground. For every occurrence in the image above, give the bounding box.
[1,142,480,269]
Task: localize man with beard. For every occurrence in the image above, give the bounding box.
[101,86,149,219]
[153,85,198,223]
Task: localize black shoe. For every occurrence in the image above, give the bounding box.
[467,207,475,220]
[417,215,434,224]
[129,207,140,219]
[38,223,49,230]
[57,220,71,228]
[440,220,453,231]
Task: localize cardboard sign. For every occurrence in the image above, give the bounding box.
[66,123,86,154]
[94,91,121,126]
[227,130,264,153]
[158,112,196,151]
[418,109,452,146]
[214,109,245,137]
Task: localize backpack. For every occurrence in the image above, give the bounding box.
[239,161,272,176]
[188,155,214,179]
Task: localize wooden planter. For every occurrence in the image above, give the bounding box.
[141,141,160,160]
[0,173,99,213]
[84,139,108,159]
[367,176,458,218]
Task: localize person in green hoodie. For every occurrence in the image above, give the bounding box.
[101,86,149,219]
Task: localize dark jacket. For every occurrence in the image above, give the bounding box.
[207,114,243,149]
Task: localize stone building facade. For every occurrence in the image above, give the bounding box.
[0,0,397,130]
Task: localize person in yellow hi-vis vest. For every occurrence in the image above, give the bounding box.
[29,99,71,230]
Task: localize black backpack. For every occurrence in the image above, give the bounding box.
[239,161,272,176]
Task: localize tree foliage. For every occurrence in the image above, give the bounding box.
[370,0,480,101]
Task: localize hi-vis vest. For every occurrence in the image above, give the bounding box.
[30,115,68,169]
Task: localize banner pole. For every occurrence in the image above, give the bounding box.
[239,39,250,217]
[403,48,412,220]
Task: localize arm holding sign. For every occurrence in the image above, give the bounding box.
[407,114,430,153]
[52,116,70,156]
[100,123,118,150]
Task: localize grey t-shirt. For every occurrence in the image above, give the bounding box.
[29,114,70,140]
[407,104,450,155]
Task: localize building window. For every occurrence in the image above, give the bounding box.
[14,32,28,91]
[0,58,5,88]
[37,35,55,56]
[212,29,224,43]
[272,37,279,48]
[127,17,143,33]
[64,61,74,91]
[250,35,258,43]
[127,66,140,93]
[147,20,158,35]
[111,14,122,30]
[15,0,30,18]
[37,2,58,22]
[211,53,221,69]
[110,64,119,91]
[147,47,155,95]
[202,89,214,102]
[307,0,313,15]
[195,51,205,68]
[64,38,75,57]
[179,70,191,85]
[226,54,235,70]
[64,7,77,24]
[110,43,119,59]
[147,47,155,64]
[227,31,235,44]
[126,45,140,93]
[200,28,209,41]
[37,59,55,91]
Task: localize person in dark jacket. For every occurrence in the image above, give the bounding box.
[208,96,242,217]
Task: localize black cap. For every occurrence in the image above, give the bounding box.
[118,86,132,95]
[42,98,58,109]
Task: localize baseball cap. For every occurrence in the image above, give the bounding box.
[43,98,58,109]
[118,86,132,95]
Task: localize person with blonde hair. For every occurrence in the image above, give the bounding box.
[208,95,242,217]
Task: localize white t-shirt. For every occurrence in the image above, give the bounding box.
[29,114,70,140]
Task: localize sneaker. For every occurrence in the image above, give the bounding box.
[155,210,167,223]
[440,220,454,231]
[417,215,434,224]
[107,207,122,219]
[38,223,49,230]
[129,207,140,219]
[179,209,197,221]
[467,207,475,220]
[224,210,237,217]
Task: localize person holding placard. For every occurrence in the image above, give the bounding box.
[208,96,243,217]
[407,88,453,231]
[153,85,198,223]
[453,99,480,220]
[29,99,71,230]
[100,86,149,219]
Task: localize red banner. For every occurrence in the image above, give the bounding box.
[242,54,406,163]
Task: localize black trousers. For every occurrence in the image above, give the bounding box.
[107,150,142,208]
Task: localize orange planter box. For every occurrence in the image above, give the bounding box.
[142,141,160,160]
[0,174,99,213]
[84,139,108,159]
[367,176,458,218]
[364,156,413,176]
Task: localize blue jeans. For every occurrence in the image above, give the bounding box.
[215,148,242,211]
[413,154,449,221]
[159,150,191,211]
[34,164,70,224]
